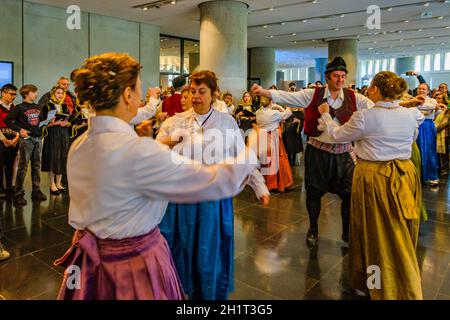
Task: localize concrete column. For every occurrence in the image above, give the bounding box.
[199,0,248,98]
[307,67,316,84]
[328,39,358,86]
[276,71,284,89]
[249,47,275,88]
[315,58,327,84]
[140,24,161,87]
[396,57,416,90]
[189,52,200,74]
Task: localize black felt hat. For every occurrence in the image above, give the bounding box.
[325,56,348,74]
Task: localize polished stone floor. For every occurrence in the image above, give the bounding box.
[0,161,449,300]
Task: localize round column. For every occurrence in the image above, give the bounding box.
[249,47,276,88]
[199,0,248,98]
[328,39,358,86]
[396,57,416,90]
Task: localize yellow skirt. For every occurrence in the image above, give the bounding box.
[349,159,423,300]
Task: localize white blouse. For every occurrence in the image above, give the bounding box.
[417,96,441,120]
[270,88,374,144]
[319,101,425,161]
[68,116,258,239]
[255,105,293,132]
[156,107,269,199]
[129,96,160,126]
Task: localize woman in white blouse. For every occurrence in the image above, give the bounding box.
[318,71,424,300]
[252,96,294,192]
[156,70,269,300]
[54,53,260,300]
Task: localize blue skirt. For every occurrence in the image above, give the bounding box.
[159,198,234,300]
[417,119,439,182]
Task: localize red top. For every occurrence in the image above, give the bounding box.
[162,93,183,117]
[303,87,356,137]
[0,104,15,128]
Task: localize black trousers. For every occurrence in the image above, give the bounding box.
[304,144,355,236]
[0,142,18,190]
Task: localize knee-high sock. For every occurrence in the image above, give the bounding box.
[306,187,325,232]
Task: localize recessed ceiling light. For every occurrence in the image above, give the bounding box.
[292,33,297,36]
[142,7,148,10]
[269,35,274,38]
[430,36,435,39]
[340,14,345,18]
[312,0,318,4]
[446,26,450,28]
[418,28,423,31]
[171,0,176,4]
[423,2,430,6]
[263,25,268,28]
[440,42,445,45]
[368,47,374,50]
[398,30,403,33]
[312,39,316,42]
[438,16,444,19]
[357,35,361,38]
[269,7,274,11]
[334,27,339,31]
[302,19,308,23]
[387,7,393,11]
[403,20,409,23]
[281,22,286,25]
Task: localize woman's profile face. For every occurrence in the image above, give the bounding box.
[129,76,143,117]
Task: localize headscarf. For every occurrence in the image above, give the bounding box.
[50,85,66,105]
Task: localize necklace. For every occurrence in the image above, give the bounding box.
[193,108,214,134]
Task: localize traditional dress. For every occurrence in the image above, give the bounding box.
[39,101,71,175]
[234,103,256,133]
[283,109,305,166]
[270,87,374,240]
[54,116,257,300]
[416,97,440,184]
[320,101,425,300]
[252,104,294,192]
[156,107,268,300]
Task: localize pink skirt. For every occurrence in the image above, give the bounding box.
[54,227,185,300]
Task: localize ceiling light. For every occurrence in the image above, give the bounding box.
[368,47,374,50]
[281,22,286,25]
[334,27,339,31]
[312,0,318,4]
[373,41,377,44]
[142,7,148,10]
[357,35,361,38]
[438,16,444,19]
[340,14,345,18]
[302,19,308,23]
[423,2,430,6]
[398,30,403,33]
[418,28,423,31]
[387,7,393,11]
[403,20,409,23]
[312,39,316,42]
[170,0,176,4]
[430,36,435,39]
[292,33,297,36]
[269,7,274,11]
[263,25,268,28]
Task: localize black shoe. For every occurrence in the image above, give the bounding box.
[306,228,318,247]
[56,186,66,193]
[50,188,60,195]
[14,194,27,205]
[5,187,15,194]
[32,190,47,201]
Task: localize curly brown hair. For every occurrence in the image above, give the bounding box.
[70,53,142,112]
[371,71,408,100]
[189,70,218,94]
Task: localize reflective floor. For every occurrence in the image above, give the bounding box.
[0,159,449,300]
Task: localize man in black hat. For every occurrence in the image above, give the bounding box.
[252,56,374,247]
[161,75,186,117]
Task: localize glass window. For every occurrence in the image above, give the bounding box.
[389,58,396,72]
[424,54,431,72]
[445,52,450,70]
[434,53,441,71]
[367,60,373,75]
[160,37,181,73]
[415,56,421,72]
[382,59,388,71]
[374,60,380,74]
[183,40,199,74]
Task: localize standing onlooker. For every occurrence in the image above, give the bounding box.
[433,92,450,175]
[222,92,236,116]
[0,84,20,195]
[40,85,72,195]
[5,84,47,205]
[38,77,77,114]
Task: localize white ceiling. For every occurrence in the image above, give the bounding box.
[27,0,450,67]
